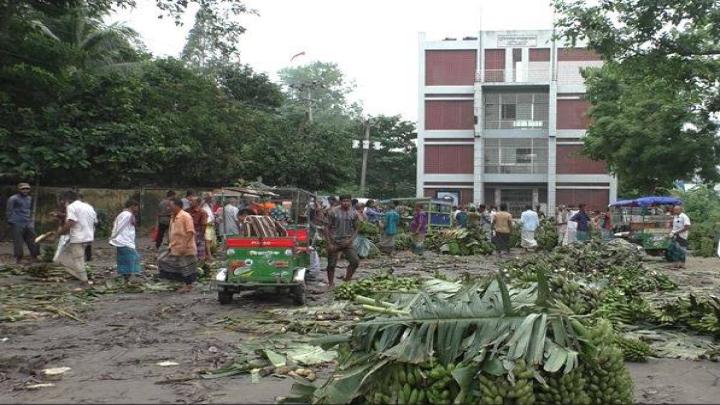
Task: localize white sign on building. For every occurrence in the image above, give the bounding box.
[497,35,537,47]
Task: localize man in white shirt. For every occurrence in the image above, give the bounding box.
[670,205,691,268]
[55,190,97,283]
[181,190,196,210]
[201,192,216,260]
[520,205,540,251]
[221,197,240,236]
[110,200,141,281]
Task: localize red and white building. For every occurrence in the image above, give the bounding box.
[417,30,617,215]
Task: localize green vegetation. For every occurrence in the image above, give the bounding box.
[672,185,720,257]
[0,1,416,196]
[554,0,720,193]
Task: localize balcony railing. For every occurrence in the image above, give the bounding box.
[477,65,551,84]
[484,119,548,130]
[484,163,549,175]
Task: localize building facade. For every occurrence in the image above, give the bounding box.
[417,30,617,215]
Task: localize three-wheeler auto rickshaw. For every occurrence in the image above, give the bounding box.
[213,187,315,306]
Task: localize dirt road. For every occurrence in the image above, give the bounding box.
[1,239,719,404]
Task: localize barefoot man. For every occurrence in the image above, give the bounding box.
[324,195,359,288]
[158,198,198,292]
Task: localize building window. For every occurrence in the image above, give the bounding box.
[484,92,549,129]
[484,139,548,174]
[516,148,533,164]
[501,104,516,120]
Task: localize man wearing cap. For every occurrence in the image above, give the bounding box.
[6,183,40,263]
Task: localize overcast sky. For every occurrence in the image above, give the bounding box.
[110,0,555,121]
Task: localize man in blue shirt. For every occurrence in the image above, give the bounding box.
[6,183,39,263]
[364,200,383,223]
[381,201,400,254]
[520,205,540,251]
[571,204,592,242]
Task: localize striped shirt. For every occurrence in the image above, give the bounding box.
[328,206,359,243]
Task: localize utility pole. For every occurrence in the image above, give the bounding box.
[359,119,370,196]
[307,88,313,123]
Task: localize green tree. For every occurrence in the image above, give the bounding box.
[213,64,284,110]
[240,115,354,191]
[672,185,720,257]
[32,6,142,70]
[1,0,250,49]
[347,115,416,198]
[581,62,719,193]
[278,61,361,119]
[181,3,253,69]
[554,0,720,193]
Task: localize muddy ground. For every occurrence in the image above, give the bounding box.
[1,238,719,404]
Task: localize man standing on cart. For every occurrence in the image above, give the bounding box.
[324,194,360,288]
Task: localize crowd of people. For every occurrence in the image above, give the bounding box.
[450,203,537,257]
[450,201,692,269]
[4,182,697,292]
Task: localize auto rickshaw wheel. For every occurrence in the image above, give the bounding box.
[218,289,234,305]
[292,285,306,306]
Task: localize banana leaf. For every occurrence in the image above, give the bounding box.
[311,275,585,403]
[351,276,580,370]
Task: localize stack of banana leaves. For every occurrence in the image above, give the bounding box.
[287,272,634,404]
[425,228,494,256]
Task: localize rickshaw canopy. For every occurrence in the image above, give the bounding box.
[609,196,682,208]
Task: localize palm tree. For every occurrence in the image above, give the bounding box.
[31,6,141,71]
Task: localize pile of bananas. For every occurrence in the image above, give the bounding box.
[477,360,535,405]
[536,369,589,405]
[615,335,654,362]
[394,233,413,250]
[366,362,458,404]
[358,221,380,242]
[650,294,720,337]
[426,228,494,256]
[549,276,603,315]
[536,218,559,252]
[508,239,643,276]
[334,272,420,300]
[604,265,677,296]
[578,320,634,404]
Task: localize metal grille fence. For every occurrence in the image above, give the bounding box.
[484,138,548,174]
[484,92,549,129]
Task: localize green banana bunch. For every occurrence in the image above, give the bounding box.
[615,336,654,362]
[580,320,634,404]
[366,361,457,405]
[334,273,421,300]
[536,369,590,405]
[476,360,536,405]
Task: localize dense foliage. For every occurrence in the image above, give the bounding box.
[0,1,416,195]
[673,185,720,257]
[554,0,720,193]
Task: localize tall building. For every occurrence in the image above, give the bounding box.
[417,30,617,215]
